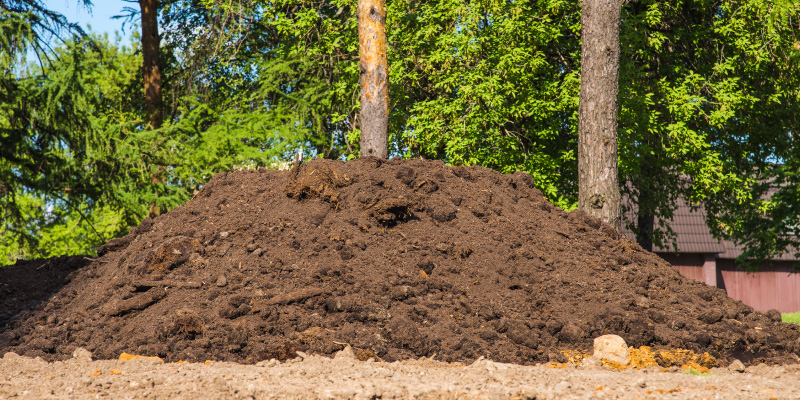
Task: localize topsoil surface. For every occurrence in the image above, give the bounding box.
[1,157,799,367]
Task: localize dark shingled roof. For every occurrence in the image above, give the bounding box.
[621,198,798,261]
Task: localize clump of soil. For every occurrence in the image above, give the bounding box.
[1,158,799,366]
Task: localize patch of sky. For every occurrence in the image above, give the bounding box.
[45,0,132,38]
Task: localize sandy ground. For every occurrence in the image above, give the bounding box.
[2,350,799,399]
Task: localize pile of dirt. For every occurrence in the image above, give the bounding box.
[0,256,90,330]
[1,158,798,366]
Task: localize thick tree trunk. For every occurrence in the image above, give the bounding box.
[357,0,389,159]
[577,0,621,230]
[140,0,163,130]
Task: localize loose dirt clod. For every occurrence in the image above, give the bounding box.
[1,158,799,366]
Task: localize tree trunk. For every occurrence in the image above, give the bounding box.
[140,0,163,218]
[636,194,655,251]
[634,138,657,251]
[577,0,621,230]
[357,0,389,159]
[140,0,163,130]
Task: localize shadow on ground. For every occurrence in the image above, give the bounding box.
[0,256,91,329]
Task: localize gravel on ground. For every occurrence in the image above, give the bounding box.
[2,350,799,399]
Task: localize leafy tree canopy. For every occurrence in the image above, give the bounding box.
[1,0,799,267]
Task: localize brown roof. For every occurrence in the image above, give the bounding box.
[718,241,799,261]
[621,198,798,261]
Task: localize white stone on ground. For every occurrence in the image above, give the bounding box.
[71,347,93,362]
[591,334,630,366]
[728,359,745,373]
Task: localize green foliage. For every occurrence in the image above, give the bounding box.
[651,0,800,265]
[1,32,143,263]
[783,312,800,325]
[2,0,799,267]
[0,192,125,265]
[0,26,317,265]
[161,0,361,161]
[393,0,582,209]
[388,0,800,259]
[616,0,787,250]
[392,0,800,257]
[0,0,92,71]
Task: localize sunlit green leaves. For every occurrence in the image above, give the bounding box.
[619,0,800,261]
[2,0,798,267]
[394,0,581,209]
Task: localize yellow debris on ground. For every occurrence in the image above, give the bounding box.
[561,350,590,365]
[628,346,659,369]
[118,352,164,363]
[656,348,717,369]
[544,362,570,369]
[556,346,718,371]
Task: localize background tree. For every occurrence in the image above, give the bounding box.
[0,0,90,65]
[138,0,163,129]
[0,0,102,264]
[617,0,800,260]
[159,0,360,160]
[396,0,582,207]
[120,0,169,216]
[0,32,139,264]
[576,0,621,229]
[357,0,389,158]
[2,0,799,266]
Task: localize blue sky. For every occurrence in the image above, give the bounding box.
[45,0,133,37]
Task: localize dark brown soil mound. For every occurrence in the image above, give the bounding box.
[2,158,799,366]
[0,256,90,330]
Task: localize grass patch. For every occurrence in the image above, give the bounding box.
[683,369,713,376]
[782,312,800,325]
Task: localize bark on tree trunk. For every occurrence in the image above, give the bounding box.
[140,0,163,218]
[577,0,621,230]
[140,0,163,130]
[357,0,389,159]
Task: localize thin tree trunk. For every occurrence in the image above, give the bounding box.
[357,0,389,158]
[636,201,655,251]
[140,0,163,218]
[635,139,657,251]
[140,0,163,130]
[577,0,621,229]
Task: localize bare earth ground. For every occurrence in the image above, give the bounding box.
[2,350,800,399]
